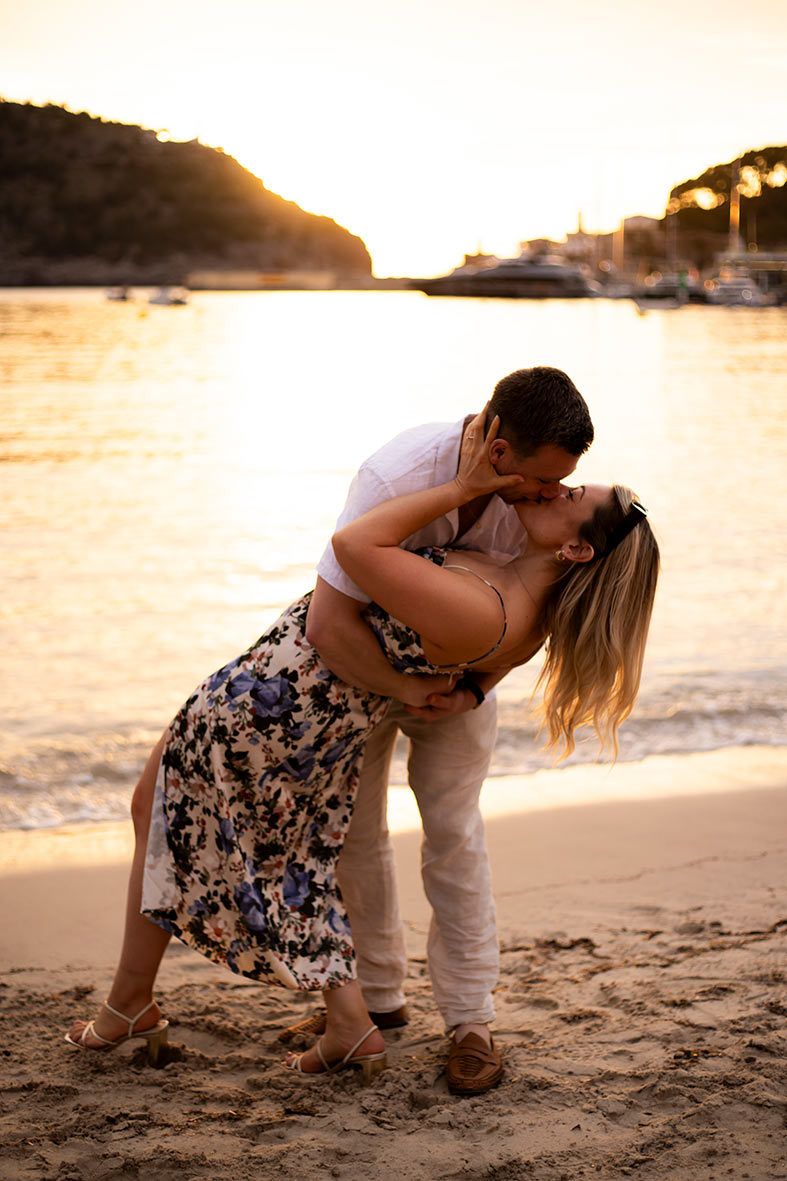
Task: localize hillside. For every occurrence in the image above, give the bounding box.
[0,101,372,284]
[666,145,787,266]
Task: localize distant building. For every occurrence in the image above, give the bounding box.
[562,213,597,262]
[519,238,562,256]
[623,215,661,233]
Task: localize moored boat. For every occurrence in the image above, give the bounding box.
[704,275,774,306]
[631,272,698,307]
[148,286,189,306]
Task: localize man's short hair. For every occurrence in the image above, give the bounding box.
[487,366,594,458]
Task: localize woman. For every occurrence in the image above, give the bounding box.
[66,413,659,1078]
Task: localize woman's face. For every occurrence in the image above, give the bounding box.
[514,483,613,553]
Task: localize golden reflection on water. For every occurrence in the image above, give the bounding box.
[1,289,786,773]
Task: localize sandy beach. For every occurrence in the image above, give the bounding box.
[1,746,786,1180]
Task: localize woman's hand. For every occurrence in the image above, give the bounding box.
[454,408,523,501]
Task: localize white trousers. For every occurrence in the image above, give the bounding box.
[336,696,499,1030]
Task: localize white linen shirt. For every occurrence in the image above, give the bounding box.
[316,419,528,603]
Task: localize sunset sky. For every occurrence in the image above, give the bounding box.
[2,0,785,276]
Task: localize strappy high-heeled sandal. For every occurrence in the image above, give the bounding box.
[65,1000,169,1066]
[284,1024,387,1084]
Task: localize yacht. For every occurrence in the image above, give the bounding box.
[412,254,592,298]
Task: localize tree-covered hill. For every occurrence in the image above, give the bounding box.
[0,101,372,284]
[666,145,787,265]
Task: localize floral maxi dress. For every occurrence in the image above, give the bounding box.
[141,549,459,992]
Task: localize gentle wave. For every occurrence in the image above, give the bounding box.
[489,706,787,778]
[2,703,784,831]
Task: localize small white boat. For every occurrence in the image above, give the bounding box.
[148,286,189,306]
[634,296,686,315]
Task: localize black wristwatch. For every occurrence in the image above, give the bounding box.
[458,674,485,708]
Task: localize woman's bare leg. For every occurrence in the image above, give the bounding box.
[283,980,385,1072]
[67,733,172,1046]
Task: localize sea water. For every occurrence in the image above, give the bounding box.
[1,288,785,829]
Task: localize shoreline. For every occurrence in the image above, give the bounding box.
[1,745,785,1178]
[2,744,785,874]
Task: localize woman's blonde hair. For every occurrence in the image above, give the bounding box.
[536,485,660,759]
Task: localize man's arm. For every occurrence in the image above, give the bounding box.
[305,577,457,708]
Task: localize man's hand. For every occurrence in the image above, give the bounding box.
[402,685,479,722]
[398,673,459,710]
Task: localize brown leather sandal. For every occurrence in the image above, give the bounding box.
[445,1032,503,1095]
[277,1005,408,1044]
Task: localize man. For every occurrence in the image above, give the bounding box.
[281,366,594,1093]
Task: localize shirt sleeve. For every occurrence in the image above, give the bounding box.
[315,464,395,602]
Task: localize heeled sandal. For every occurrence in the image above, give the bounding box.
[65,1000,169,1066]
[284,1024,387,1084]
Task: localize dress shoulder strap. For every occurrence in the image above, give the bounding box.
[432,563,508,669]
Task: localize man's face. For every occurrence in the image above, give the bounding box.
[490,441,580,503]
